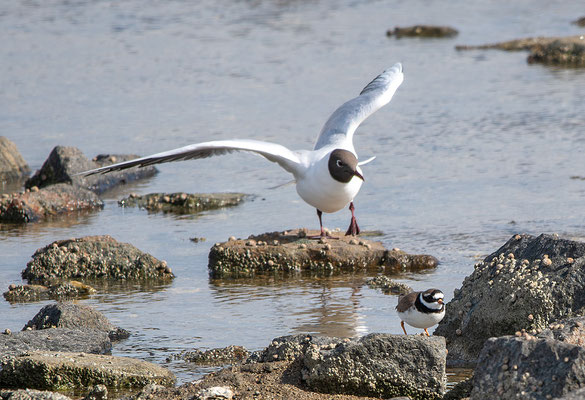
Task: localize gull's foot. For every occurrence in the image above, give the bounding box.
[345,217,360,236]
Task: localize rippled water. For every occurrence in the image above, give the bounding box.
[1,0,584,385]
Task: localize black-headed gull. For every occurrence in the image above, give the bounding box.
[79,63,404,237]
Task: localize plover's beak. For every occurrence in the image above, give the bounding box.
[438,298,444,304]
[353,170,364,181]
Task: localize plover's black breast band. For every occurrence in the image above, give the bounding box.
[415,294,445,314]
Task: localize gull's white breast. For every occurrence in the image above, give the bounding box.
[295,150,363,214]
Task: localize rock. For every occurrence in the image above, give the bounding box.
[208,229,438,278]
[301,333,446,400]
[0,137,30,182]
[0,328,112,357]
[0,351,176,391]
[256,334,344,363]
[573,16,585,27]
[0,388,73,400]
[0,183,103,223]
[3,281,96,303]
[365,276,412,295]
[22,235,175,285]
[470,336,585,400]
[536,315,585,345]
[527,39,585,66]
[435,233,585,367]
[442,377,473,400]
[456,35,585,67]
[386,25,458,38]
[25,146,157,194]
[23,303,129,342]
[119,192,247,214]
[557,387,585,399]
[169,345,249,365]
[196,387,234,400]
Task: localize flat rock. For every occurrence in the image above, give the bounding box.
[573,16,585,27]
[22,235,175,285]
[169,345,249,365]
[456,35,585,67]
[0,183,103,223]
[301,333,446,400]
[435,233,585,367]
[386,25,458,38]
[119,192,246,214]
[471,336,585,400]
[0,351,176,391]
[23,303,129,342]
[365,276,412,295]
[0,328,112,357]
[3,281,96,303]
[208,229,438,278]
[0,389,73,400]
[25,146,157,194]
[0,137,30,182]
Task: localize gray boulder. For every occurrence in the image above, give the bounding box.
[0,137,30,182]
[301,333,446,400]
[435,233,585,366]
[23,303,129,341]
[25,146,156,194]
[256,334,343,363]
[471,336,585,400]
[0,328,112,356]
[22,235,175,285]
[0,351,175,391]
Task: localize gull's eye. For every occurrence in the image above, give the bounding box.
[336,160,343,168]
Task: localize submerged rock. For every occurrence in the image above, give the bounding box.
[366,275,412,295]
[169,345,249,365]
[0,183,103,223]
[471,335,585,400]
[0,328,112,357]
[386,25,458,38]
[119,192,246,214]
[25,146,157,194]
[208,229,438,278]
[23,303,129,341]
[0,351,176,391]
[573,16,585,27]
[0,137,30,182]
[3,281,96,303]
[456,35,585,67]
[435,233,585,366]
[0,389,74,400]
[22,235,174,285]
[301,333,446,400]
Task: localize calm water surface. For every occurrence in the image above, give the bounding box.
[1,0,584,384]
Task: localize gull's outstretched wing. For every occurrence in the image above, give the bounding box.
[314,63,404,150]
[77,139,304,177]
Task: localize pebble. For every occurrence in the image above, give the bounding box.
[349,239,358,245]
[299,243,307,249]
[323,243,331,251]
[228,236,237,242]
[246,240,256,247]
[3,329,11,335]
[542,258,552,266]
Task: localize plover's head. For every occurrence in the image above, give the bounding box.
[328,149,364,183]
[420,289,444,310]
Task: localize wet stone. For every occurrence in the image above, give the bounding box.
[208,229,438,278]
[386,25,458,38]
[0,388,74,400]
[168,345,249,365]
[366,275,413,295]
[118,192,247,214]
[22,235,175,285]
[0,183,103,223]
[3,281,96,303]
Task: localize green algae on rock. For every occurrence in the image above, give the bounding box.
[118,192,247,214]
[0,351,176,391]
[208,229,438,278]
[22,235,174,285]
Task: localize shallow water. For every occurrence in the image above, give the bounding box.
[1,0,585,386]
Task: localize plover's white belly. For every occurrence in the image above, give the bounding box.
[397,308,445,329]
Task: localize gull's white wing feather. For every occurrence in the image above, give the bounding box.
[77,139,305,177]
[314,63,404,150]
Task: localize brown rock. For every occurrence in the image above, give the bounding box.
[208,229,438,278]
[0,137,30,182]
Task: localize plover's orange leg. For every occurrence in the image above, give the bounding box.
[424,328,430,337]
[401,321,408,335]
